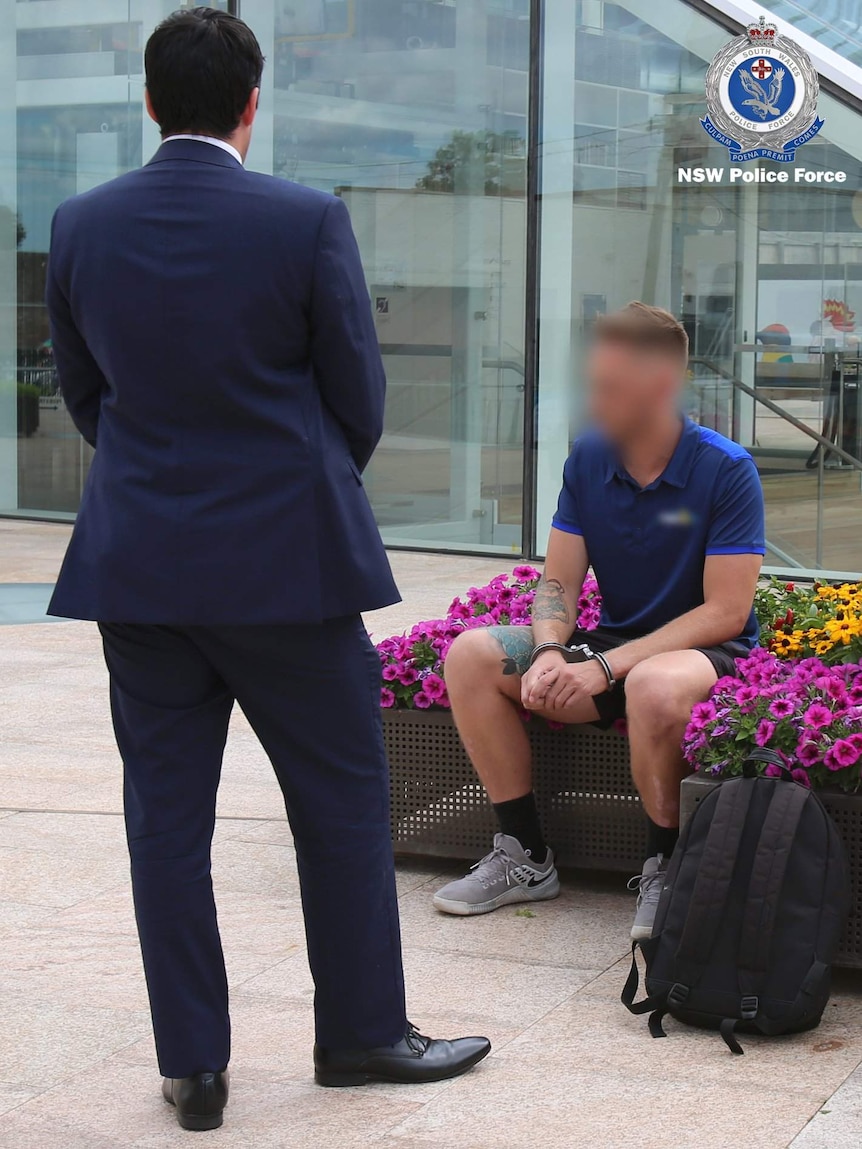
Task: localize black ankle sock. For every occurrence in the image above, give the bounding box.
[493,792,547,861]
[646,818,679,861]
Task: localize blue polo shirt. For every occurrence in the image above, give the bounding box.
[552,418,765,648]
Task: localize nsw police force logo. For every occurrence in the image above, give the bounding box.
[701,16,824,163]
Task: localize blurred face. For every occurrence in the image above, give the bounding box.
[586,338,683,443]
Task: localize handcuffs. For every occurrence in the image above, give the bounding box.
[528,641,617,691]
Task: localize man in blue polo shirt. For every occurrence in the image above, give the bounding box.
[435,302,765,939]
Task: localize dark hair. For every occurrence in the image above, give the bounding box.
[593,301,689,363]
[145,8,264,139]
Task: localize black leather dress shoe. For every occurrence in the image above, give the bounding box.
[314,1023,491,1087]
[162,1070,229,1131]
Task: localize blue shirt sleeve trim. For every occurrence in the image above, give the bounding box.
[551,519,584,536]
[705,546,766,556]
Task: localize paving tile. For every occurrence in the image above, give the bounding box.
[394,860,451,898]
[210,839,300,898]
[3,532,862,1149]
[0,1000,151,1087]
[213,818,292,847]
[382,1065,818,1149]
[0,1082,39,1119]
[236,944,593,1055]
[789,1062,862,1148]
[0,926,150,1013]
[502,983,862,1103]
[0,749,123,815]
[0,845,124,909]
[1,1060,423,1149]
[0,900,53,932]
[208,888,308,962]
[397,873,633,971]
[0,811,128,859]
[128,1077,422,1148]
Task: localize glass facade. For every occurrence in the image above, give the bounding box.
[2,0,862,575]
[537,1,862,575]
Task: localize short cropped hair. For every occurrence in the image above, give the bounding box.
[145,8,265,139]
[593,302,689,364]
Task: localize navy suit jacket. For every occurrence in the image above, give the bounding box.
[46,139,399,624]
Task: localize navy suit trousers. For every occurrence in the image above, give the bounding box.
[99,617,407,1077]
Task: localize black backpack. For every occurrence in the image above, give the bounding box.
[622,750,851,1054]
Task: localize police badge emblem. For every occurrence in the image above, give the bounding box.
[701,16,824,163]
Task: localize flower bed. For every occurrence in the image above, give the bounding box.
[375,566,601,712]
[683,649,862,792]
[376,568,862,793]
[755,577,862,664]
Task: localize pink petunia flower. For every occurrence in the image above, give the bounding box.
[804,702,833,730]
[689,700,717,729]
[412,691,433,710]
[828,738,862,770]
[735,685,760,708]
[769,698,796,720]
[421,674,448,702]
[755,719,775,747]
[797,740,822,767]
[816,676,849,703]
[513,564,541,582]
[380,688,396,708]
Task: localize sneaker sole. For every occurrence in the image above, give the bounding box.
[630,923,654,942]
[433,874,561,916]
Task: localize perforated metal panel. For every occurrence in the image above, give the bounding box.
[681,776,862,970]
[384,710,644,873]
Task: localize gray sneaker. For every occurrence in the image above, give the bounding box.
[433,833,560,916]
[629,855,669,941]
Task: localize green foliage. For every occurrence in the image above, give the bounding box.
[416,130,526,196]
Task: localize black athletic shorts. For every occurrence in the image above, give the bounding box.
[571,627,749,728]
[487,623,750,730]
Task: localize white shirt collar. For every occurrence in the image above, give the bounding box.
[163,134,243,166]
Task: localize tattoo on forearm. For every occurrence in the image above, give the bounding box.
[533,577,570,625]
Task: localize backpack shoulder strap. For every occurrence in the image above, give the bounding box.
[673,779,755,984]
[737,782,810,999]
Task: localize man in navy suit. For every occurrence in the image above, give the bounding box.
[46,8,489,1131]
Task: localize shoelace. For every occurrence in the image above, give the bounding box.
[627,869,664,904]
[470,844,515,890]
[405,1023,430,1056]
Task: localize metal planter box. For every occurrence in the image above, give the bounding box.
[383,708,644,873]
[384,711,862,968]
[681,775,862,970]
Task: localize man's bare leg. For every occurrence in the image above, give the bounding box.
[624,649,718,827]
[436,626,600,916]
[444,627,600,803]
[623,649,719,938]
[444,627,534,803]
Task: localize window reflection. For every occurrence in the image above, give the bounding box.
[271,0,529,549]
[538,0,862,576]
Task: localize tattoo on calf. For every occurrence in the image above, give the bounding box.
[533,577,570,625]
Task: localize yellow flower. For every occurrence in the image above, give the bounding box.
[827,619,854,643]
